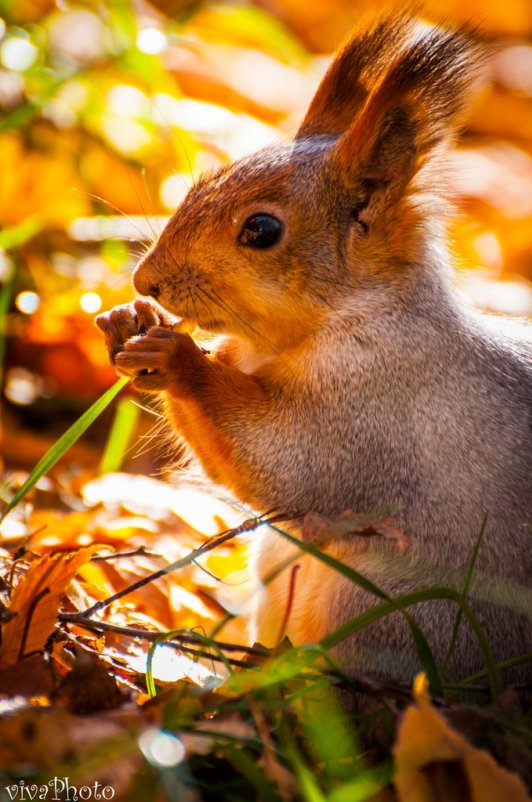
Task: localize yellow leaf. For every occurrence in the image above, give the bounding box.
[0,547,101,668]
[394,673,531,802]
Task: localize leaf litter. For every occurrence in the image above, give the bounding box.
[0,468,530,800]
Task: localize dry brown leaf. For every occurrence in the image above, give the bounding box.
[53,649,127,714]
[0,654,55,697]
[393,674,532,802]
[0,546,101,669]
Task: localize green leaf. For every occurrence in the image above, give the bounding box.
[225,646,322,696]
[285,745,327,802]
[99,396,140,473]
[328,768,391,802]
[292,677,359,785]
[0,377,129,522]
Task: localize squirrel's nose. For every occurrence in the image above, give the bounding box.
[133,259,159,299]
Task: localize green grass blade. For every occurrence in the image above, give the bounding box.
[0,217,42,249]
[441,510,489,673]
[99,396,140,474]
[146,641,158,699]
[267,522,444,697]
[223,745,280,802]
[0,376,129,522]
[319,585,502,697]
[0,259,16,391]
[460,652,532,686]
[285,745,327,802]
[328,767,391,802]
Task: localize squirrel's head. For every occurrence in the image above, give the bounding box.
[134,14,486,351]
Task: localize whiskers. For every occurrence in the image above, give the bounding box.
[131,401,180,463]
[72,188,157,245]
[129,244,150,260]
[198,286,281,356]
[125,166,163,244]
[71,188,163,289]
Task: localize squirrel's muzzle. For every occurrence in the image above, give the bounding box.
[133,256,160,299]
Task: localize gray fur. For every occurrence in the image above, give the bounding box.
[220,251,532,681]
[116,19,532,685]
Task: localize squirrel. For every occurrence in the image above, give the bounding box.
[96,14,532,684]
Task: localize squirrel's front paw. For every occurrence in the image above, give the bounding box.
[114,327,208,393]
[95,300,174,366]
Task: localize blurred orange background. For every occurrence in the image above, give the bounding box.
[1,0,531,470]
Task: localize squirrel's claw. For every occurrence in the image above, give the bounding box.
[95,299,174,366]
[114,327,207,394]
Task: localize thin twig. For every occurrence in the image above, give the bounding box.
[91,547,161,562]
[166,642,255,669]
[58,614,268,657]
[58,614,263,669]
[66,512,297,620]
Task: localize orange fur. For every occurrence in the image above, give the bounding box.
[163,355,268,496]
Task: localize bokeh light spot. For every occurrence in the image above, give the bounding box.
[107,84,147,116]
[472,231,503,270]
[102,118,151,154]
[137,28,167,55]
[80,291,102,313]
[138,728,186,767]
[1,37,38,71]
[496,45,532,96]
[160,174,190,210]
[5,368,39,405]
[15,291,40,314]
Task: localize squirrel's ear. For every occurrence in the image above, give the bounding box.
[296,14,414,139]
[330,23,486,220]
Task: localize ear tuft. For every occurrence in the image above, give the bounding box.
[296,12,416,139]
[329,19,487,217]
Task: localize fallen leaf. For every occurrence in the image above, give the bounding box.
[393,674,531,802]
[53,649,128,714]
[0,547,101,668]
[0,654,55,697]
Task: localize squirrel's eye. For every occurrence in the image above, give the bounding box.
[238,213,283,249]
